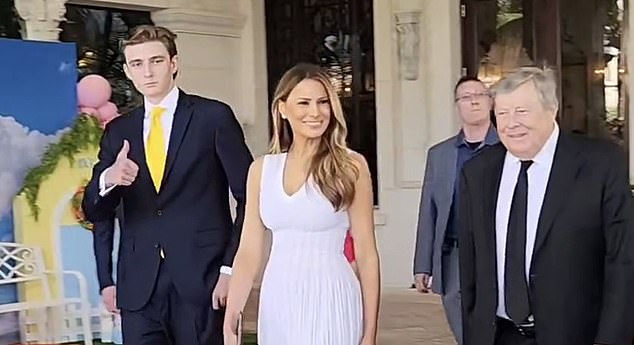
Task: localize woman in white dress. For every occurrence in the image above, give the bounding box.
[223,63,380,345]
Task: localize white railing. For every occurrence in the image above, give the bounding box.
[0,242,93,344]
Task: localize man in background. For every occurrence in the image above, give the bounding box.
[413,76,498,344]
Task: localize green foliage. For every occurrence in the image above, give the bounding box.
[19,114,103,220]
[605,0,622,49]
[243,333,258,344]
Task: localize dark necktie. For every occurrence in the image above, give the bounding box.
[505,160,533,324]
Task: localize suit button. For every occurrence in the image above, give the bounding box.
[157,210,162,216]
[154,244,159,249]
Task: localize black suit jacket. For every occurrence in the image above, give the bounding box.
[459,132,634,345]
[92,204,124,291]
[92,216,116,291]
[82,90,253,311]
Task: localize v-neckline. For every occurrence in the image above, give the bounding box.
[280,153,309,199]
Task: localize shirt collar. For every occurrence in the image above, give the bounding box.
[143,86,179,118]
[507,123,559,166]
[455,124,500,148]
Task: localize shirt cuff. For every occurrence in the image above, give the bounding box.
[99,168,116,197]
[220,266,232,275]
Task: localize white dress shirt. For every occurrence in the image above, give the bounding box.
[495,124,559,320]
[98,86,232,275]
[99,85,179,195]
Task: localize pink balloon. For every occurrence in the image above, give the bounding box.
[97,102,120,128]
[79,106,98,116]
[77,75,112,108]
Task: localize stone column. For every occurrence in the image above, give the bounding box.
[152,7,249,122]
[373,0,462,286]
[15,0,68,41]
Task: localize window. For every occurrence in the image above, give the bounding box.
[59,5,153,113]
[0,0,23,39]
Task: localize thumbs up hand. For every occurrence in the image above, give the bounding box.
[105,140,139,187]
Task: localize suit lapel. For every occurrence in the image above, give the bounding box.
[484,145,506,295]
[161,90,193,190]
[440,144,458,214]
[486,145,506,242]
[432,141,457,245]
[533,134,581,254]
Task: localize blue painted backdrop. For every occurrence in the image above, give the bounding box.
[0,37,77,343]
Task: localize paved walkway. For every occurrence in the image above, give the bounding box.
[243,287,456,345]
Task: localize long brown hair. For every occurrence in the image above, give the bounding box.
[269,63,359,210]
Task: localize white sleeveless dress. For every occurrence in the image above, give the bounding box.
[257,153,363,345]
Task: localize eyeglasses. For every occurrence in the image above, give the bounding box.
[455,92,490,103]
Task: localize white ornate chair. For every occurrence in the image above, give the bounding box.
[0,242,93,344]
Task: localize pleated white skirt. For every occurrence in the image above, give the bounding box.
[257,232,363,345]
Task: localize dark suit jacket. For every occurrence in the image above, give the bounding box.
[413,126,498,294]
[92,204,124,291]
[459,132,634,345]
[92,216,116,291]
[82,90,253,311]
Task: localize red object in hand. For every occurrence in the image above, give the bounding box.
[344,230,355,262]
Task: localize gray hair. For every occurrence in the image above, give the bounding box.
[490,66,559,110]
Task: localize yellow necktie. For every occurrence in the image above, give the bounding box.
[146,107,167,192]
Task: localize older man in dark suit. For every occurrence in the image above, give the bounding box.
[459,66,634,345]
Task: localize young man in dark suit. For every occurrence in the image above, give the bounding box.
[82,25,253,344]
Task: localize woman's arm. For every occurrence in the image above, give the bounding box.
[348,152,381,343]
[224,157,267,337]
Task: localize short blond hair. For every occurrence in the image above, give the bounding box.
[490,66,559,110]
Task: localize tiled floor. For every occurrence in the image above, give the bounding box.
[243,287,456,345]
